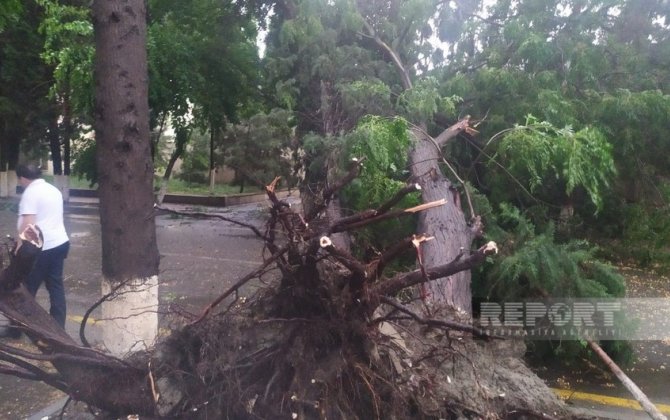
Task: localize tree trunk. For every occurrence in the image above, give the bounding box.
[209,127,217,193]
[157,126,189,204]
[409,126,474,312]
[1,124,20,197]
[49,98,72,202]
[48,110,63,176]
[62,90,72,177]
[92,0,160,355]
[61,90,72,201]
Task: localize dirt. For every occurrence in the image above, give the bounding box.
[400,322,570,418]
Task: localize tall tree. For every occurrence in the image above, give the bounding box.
[147,0,264,194]
[92,0,160,354]
[0,0,51,196]
[38,0,95,198]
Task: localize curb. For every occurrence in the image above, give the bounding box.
[68,188,294,207]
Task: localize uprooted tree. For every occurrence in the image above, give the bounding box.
[0,0,571,417]
[0,170,569,419]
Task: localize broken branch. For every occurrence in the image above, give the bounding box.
[372,242,498,297]
[320,236,368,278]
[331,199,447,233]
[374,182,421,215]
[588,340,667,420]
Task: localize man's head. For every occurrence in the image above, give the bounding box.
[16,163,42,187]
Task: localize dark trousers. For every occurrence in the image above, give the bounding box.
[25,241,70,328]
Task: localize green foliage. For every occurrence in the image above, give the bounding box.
[37,0,94,117]
[338,78,392,120]
[71,138,97,187]
[438,0,670,272]
[594,89,670,180]
[478,203,626,300]
[491,115,616,212]
[398,77,461,122]
[301,132,342,184]
[0,0,52,163]
[338,117,419,264]
[599,202,670,269]
[263,0,464,139]
[0,0,21,32]
[225,108,299,188]
[343,116,413,209]
[147,0,264,172]
[177,131,210,185]
[473,201,632,364]
[347,117,410,177]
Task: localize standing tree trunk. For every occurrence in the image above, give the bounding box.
[92,0,160,355]
[61,89,72,201]
[48,109,63,176]
[157,126,189,204]
[49,97,71,202]
[209,125,217,193]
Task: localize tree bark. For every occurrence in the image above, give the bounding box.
[62,89,72,177]
[92,0,160,354]
[92,0,159,282]
[409,125,474,312]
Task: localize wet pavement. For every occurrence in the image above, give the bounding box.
[535,266,670,418]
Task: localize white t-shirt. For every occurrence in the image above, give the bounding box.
[18,179,69,250]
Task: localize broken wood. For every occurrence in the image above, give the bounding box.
[588,340,667,420]
[0,227,155,416]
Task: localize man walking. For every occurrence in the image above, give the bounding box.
[7,163,70,333]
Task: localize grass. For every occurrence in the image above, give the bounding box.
[160,178,261,196]
[65,175,261,196]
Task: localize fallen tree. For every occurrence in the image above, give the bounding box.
[0,172,569,419]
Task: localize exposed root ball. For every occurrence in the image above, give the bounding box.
[153,296,568,419]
